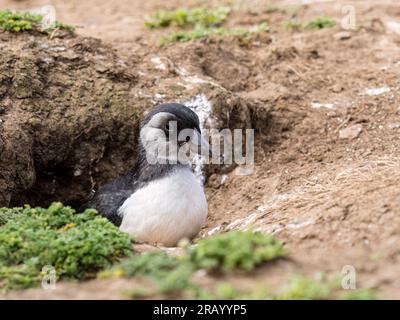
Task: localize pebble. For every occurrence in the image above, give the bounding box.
[334,31,352,40]
[339,124,363,139]
[389,123,400,129]
[311,102,335,109]
[361,87,391,96]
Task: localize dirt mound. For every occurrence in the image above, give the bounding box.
[0,31,143,207]
[0,30,265,208]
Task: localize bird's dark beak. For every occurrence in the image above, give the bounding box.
[190,129,213,157]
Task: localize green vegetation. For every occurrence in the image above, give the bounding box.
[0,207,21,226]
[306,17,336,29]
[0,203,132,290]
[145,7,230,29]
[100,230,285,298]
[339,288,376,300]
[275,274,376,300]
[54,21,76,31]
[0,10,76,32]
[158,22,268,46]
[145,7,268,46]
[0,205,376,300]
[100,246,376,300]
[0,10,42,32]
[100,251,197,298]
[187,229,284,271]
[194,274,376,300]
[264,5,285,14]
[282,20,303,31]
[99,251,179,279]
[99,251,194,294]
[283,16,336,31]
[276,274,332,300]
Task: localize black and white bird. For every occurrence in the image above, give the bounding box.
[86,103,211,246]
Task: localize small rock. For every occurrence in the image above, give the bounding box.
[334,31,352,40]
[385,21,400,35]
[331,84,344,93]
[389,123,400,129]
[220,174,228,185]
[73,168,82,177]
[361,87,391,96]
[49,46,66,52]
[339,124,363,139]
[154,93,165,100]
[311,102,335,109]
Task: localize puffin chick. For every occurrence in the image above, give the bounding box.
[86,103,212,247]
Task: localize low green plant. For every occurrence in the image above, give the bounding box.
[0,10,42,32]
[0,207,22,226]
[283,20,303,30]
[158,22,268,46]
[0,203,133,290]
[54,21,76,31]
[100,251,197,297]
[275,274,376,300]
[283,17,335,31]
[264,5,285,14]
[99,251,180,279]
[191,274,377,300]
[187,230,284,272]
[145,7,230,29]
[339,288,376,300]
[306,17,336,29]
[0,10,75,32]
[276,274,332,300]
[100,230,284,298]
[98,231,378,300]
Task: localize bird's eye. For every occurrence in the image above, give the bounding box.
[185,136,190,142]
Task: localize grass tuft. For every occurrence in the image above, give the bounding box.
[145,7,230,29]
[100,230,285,298]
[306,17,336,29]
[282,20,303,31]
[276,274,332,300]
[0,10,76,32]
[283,16,336,31]
[187,229,285,271]
[0,203,133,290]
[158,22,268,46]
[0,10,42,32]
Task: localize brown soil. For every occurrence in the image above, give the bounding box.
[1,0,400,299]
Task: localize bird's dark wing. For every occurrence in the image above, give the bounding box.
[86,189,131,226]
[84,173,135,226]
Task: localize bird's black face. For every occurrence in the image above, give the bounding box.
[142,103,200,136]
[140,103,211,164]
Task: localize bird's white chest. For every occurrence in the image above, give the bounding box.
[118,167,208,246]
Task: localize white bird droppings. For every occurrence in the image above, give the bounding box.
[184,94,213,185]
[385,21,400,34]
[220,174,228,185]
[286,218,314,229]
[311,102,336,109]
[339,124,363,140]
[226,213,258,231]
[150,56,167,71]
[360,87,391,96]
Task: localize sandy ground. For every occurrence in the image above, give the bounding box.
[1,0,400,299]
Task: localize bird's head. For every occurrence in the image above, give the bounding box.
[139,103,212,165]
